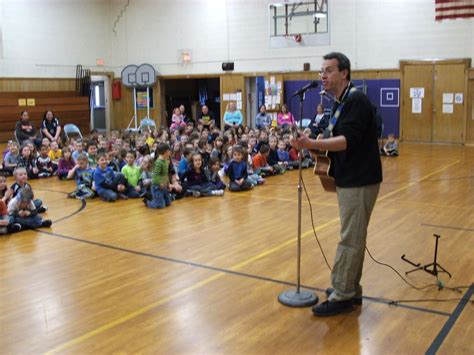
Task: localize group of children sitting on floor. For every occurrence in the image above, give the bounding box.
[0,122,316,234]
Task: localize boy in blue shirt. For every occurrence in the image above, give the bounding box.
[178,147,193,179]
[67,153,95,199]
[225,145,252,192]
[93,152,139,202]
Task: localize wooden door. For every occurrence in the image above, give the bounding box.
[432,63,466,143]
[467,78,474,143]
[220,75,246,127]
[401,64,433,142]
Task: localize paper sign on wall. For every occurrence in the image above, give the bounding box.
[27,98,35,106]
[442,93,453,104]
[18,99,26,106]
[223,94,230,101]
[442,104,453,114]
[454,93,463,104]
[410,88,424,98]
[412,98,422,113]
[265,95,271,106]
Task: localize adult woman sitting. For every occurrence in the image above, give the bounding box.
[15,111,41,146]
[277,104,295,128]
[309,104,329,135]
[223,102,243,131]
[41,110,62,143]
[255,104,272,130]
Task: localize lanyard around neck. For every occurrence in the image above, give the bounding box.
[323,84,357,138]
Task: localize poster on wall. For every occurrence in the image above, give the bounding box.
[410,88,424,98]
[412,98,422,113]
[454,93,463,104]
[442,104,453,114]
[442,93,453,104]
[135,88,154,109]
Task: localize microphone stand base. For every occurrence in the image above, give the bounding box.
[278,289,319,308]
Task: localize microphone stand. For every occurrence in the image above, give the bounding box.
[278,90,319,308]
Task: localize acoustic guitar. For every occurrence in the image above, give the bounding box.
[311,148,336,192]
[291,125,336,192]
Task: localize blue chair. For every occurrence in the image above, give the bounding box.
[296,118,312,128]
[139,117,156,132]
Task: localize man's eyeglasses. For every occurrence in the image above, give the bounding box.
[319,67,338,76]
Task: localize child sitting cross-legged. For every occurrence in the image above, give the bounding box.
[8,186,51,230]
[121,150,141,194]
[86,140,98,168]
[67,153,95,199]
[252,144,275,177]
[48,141,62,167]
[10,167,46,212]
[72,140,85,162]
[57,147,75,180]
[139,156,153,201]
[178,147,193,179]
[17,145,39,179]
[206,157,226,191]
[381,133,399,156]
[225,145,253,192]
[1,200,22,235]
[0,175,13,208]
[181,152,224,197]
[37,144,56,178]
[277,140,295,170]
[3,142,20,176]
[93,152,139,202]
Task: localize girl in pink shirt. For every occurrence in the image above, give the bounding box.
[277,104,295,128]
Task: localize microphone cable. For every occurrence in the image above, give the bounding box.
[299,171,472,301]
[301,174,332,272]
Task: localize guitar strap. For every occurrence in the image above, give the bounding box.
[323,84,357,139]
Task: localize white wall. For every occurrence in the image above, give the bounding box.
[0,0,473,78]
[111,0,474,75]
[0,0,112,78]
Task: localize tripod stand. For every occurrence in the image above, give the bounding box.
[401,234,452,278]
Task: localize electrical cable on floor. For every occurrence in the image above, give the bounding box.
[301,176,332,271]
[365,245,439,291]
[299,170,472,303]
[387,297,474,306]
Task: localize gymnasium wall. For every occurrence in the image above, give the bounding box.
[0,0,473,78]
[0,0,112,78]
[70,0,474,76]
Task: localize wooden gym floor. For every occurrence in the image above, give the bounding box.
[1,143,473,354]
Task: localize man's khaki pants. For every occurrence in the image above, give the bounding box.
[328,183,380,302]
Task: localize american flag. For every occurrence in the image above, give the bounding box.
[435,0,474,20]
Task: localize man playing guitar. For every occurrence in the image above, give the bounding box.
[290,52,382,316]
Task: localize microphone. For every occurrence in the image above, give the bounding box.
[292,80,318,97]
[319,90,326,96]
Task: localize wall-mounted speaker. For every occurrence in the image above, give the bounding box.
[222,62,234,71]
[303,63,310,71]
